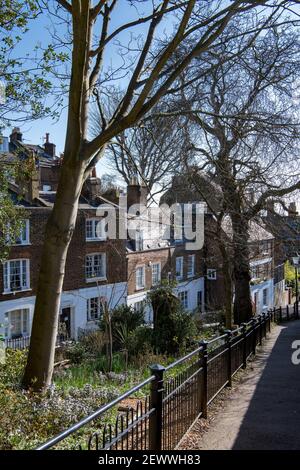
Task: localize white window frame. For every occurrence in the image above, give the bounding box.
[187,254,195,278]
[179,290,188,309]
[207,269,217,280]
[151,262,161,286]
[85,253,106,282]
[134,301,145,314]
[8,219,30,246]
[4,308,30,339]
[136,265,145,290]
[3,259,30,294]
[87,297,103,322]
[176,256,184,280]
[86,218,106,241]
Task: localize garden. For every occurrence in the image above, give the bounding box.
[0,285,222,449]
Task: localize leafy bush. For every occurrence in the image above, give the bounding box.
[108,305,145,350]
[128,325,153,356]
[64,342,86,364]
[148,285,197,354]
[111,305,145,332]
[0,349,27,388]
[79,329,106,356]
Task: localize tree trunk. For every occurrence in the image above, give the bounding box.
[22,160,86,391]
[219,241,233,328]
[232,216,252,324]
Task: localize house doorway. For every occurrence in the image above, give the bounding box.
[59,307,72,339]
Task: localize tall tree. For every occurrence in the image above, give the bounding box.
[163,17,300,323]
[14,0,291,390]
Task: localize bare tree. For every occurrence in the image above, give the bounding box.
[161,17,300,323]
[92,100,190,197]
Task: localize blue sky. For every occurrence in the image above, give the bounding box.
[4,0,174,177]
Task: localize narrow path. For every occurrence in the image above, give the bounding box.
[185,320,300,450]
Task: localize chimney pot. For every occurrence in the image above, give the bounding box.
[288,202,298,217]
[44,133,56,159]
[10,127,22,143]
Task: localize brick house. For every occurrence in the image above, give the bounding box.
[125,181,205,319]
[0,129,212,341]
[162,174,280,314]
[0,129,127,341]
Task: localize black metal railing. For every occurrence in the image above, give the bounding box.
[271,301,299,323]
[4,336,31,350]
[37,303,300,451]
[4,334,71,350]
[37,305,296,451]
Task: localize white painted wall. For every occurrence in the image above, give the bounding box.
[127,277,205,323]
[0,282,127,340]
[250,278,274,314]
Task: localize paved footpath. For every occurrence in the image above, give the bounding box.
[193,320,300,450]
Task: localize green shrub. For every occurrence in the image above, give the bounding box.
[79,329,106,356]
[148,285,197,354]
[128,325,154,356]
[0,349,27,387]
[64,342,86,364]
[111,305,145,332]
[107,305,145,350]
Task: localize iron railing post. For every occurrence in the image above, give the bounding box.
[225,330,232,387]
[279,306,282,323]
[262,312,266,338]
[149,364,165,451]
[252,318,257,355]
[199,340,208,419]
[241,323,247,369]
[258,315,262,345]
[296,301,299,320]
[286,305,289,322]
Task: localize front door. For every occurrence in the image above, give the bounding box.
[59,307,72,339]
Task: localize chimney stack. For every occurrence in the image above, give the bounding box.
[10,127,22,143]
[288,202,298,217]
[127,176,148,210]
[44,133,56,158]
[266,200,275,217]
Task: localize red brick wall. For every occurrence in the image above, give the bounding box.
[127,244,204,295]
[0,208,127,302]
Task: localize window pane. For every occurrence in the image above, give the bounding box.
[136,267,145,288]
[10,310,22,338]
[86,220,93,239]
[176,257,183,279]
[4,262,8,291]
[22,260,28,287]
[152,263,160,285]
[188,255,195,277]
[87,297,103,321]
[23,310,29,334]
